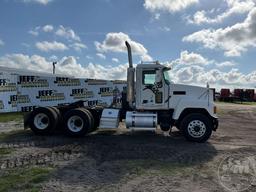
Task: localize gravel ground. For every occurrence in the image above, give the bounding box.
[0,103,256,192]
[0,119,23,134]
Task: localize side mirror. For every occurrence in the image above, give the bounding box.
[155,69,162,83]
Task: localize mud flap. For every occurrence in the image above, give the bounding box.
[23,112,31,129]
[212,118,218,131]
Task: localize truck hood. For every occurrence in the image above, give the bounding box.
[169,84,217,120]
[171,84,213,100]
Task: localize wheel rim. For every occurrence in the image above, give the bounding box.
[67,115,84,133]
[187,120,206,138]
[33,113,49,130]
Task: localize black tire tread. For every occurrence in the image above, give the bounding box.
[180,113,213,143]
[79,108,95,132]
[29,107,58,135]
[63,108,92,137]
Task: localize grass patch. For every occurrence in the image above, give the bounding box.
[0,112,24,123]
[0,167,53,192]
[124,160,193,176]
[216,101,256,105]
[0,130,28,142]
[236,101,256,105]
[0,148,13,156]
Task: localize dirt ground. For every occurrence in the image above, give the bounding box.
[0,103,256,192]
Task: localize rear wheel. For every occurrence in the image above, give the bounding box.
[180,113,212,143]
[89,109,101,131]
[63,108,93,136]
[48,106,61,120]
[48,106,61,128]
[29,107,58,135]
[80,108,95,132]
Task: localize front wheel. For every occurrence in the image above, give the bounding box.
[180,113,213,143]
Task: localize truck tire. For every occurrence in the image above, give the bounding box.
[88,109,101,131]
[48,106,61,119]
[79,108,95,132]
[63,108,93,136]
[180,113,212,143]
[47,106,62,129]
[29,107,58,135]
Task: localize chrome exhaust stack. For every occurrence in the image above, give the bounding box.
[125,41,135,108]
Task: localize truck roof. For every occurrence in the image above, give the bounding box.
[136,64,166,69]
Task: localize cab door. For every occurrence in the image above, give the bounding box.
[137,68,168,110]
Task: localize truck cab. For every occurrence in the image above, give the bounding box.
[123,41,218,142]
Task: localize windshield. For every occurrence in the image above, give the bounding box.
[163,70,171,84]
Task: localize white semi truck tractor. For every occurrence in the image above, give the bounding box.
[25,41,218,142]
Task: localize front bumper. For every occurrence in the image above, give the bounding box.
[212,118,219,131]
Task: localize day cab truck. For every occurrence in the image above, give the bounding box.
[25,41,218,143]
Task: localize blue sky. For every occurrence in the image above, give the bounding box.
[0,0,256,88]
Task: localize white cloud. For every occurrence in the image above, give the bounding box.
[245,71,256,83]
[96,53,106,59]
[28,30,39,36]
[0,39,4,46]
[28,26,41,36]
[49,55,58,61]
[154,13,161,20]
[168,64,256,87]
[173,65,204,83]
[187,10,210,25]
[55,25,81,42]
[95,32,152,61]
[86,55,93,60]
[0,53,255,87]
[144,0,198,13]
[58,56,128,80]
[167,50,237,78]
[164,51,244,87]
[21,43,30,48]
[23,0,53,5]
[0,54,127,80]
[70,43,87,51]
[188,0,255,25]
[42,25,54,32]
[28,25,83,47]
[140,54,153,62]
[36,41,68,52]
[169,50,212,66]
[216,61,236,67]
[0,54,51,71]
[112,58,119,63]
[159,26,171,32]
[183,8,256,57]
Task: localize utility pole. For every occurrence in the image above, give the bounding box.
[53,62,57,74]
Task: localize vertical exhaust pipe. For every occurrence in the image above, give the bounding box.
[126,41,133,68]
[53,62,57,74]
[125,41,135,108]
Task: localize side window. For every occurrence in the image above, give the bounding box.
[143,70,156,85]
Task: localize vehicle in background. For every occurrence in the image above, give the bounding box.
[217,88,255,102]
